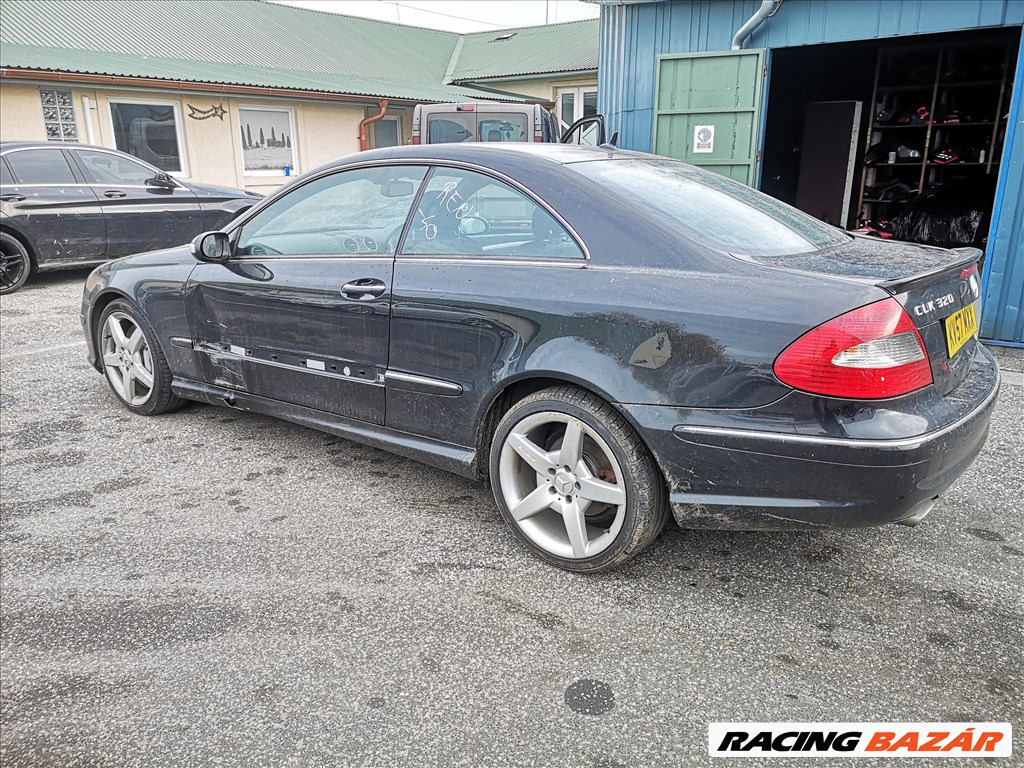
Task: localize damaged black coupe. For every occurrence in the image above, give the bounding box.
[81,144,999,571]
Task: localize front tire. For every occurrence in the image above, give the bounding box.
[489,386,668,572]
[0,232,31,295]
[97,300,183,415]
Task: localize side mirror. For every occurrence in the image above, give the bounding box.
[147,172,177,189]
[190,231,230,262]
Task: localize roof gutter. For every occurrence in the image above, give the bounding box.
[0,67,422,106]
[731,0,780,50]
[358,99,389,151]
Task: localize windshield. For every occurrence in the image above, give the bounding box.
[576,158,851,257]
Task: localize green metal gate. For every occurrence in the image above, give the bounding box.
[653,50,766,185]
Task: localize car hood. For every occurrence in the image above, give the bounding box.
[181,180,261,199]
[109,245,196,271]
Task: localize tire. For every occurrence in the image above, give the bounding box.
[0,232,32,295]
[489,386,668,572]
[96,299,184,415]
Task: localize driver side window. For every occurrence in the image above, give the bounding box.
[400,168,583,259]
[76,150,160,185]
[236,165,427,256]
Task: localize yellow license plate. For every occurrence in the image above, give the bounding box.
[943,301,979,358]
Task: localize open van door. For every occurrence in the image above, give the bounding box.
[561,115,606,146]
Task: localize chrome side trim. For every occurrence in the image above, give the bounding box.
[194,343,382,387]
[384,370,463,395]
[674,376,999,451]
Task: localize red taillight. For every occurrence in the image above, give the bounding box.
[960,263,978,278]
[774,298,933,399]
[410,136,421,145]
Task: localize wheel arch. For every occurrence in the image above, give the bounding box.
[474,371,653,482]
[0,224,38,272]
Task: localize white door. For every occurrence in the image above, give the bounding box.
[556,86,598,130]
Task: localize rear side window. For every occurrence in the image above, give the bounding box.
[575,158,850,257]
[5,149,77,184]
[0,159,13,186]
[401,167,583,260]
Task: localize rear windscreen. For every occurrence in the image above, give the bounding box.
[425,112,530,144]
[575,158,851,257]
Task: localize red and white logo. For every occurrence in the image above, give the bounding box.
[708,723,1012,757]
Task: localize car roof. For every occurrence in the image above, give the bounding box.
[322,142,650,175]
[0,141,117,153]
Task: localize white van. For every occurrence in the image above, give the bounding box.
[411,103,606,146]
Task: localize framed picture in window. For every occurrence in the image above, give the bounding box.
[238,107,298,176]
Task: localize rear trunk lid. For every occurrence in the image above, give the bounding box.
[739,235,983,396]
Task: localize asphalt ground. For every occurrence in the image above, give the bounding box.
[1,269,1022,768]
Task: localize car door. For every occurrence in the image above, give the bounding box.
[70,147,202,255]
[1,146,106,263]
[388,166,587,446]
[561,115,606,146]
[185,164,428,425]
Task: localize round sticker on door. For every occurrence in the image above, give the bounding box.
[694,125,715,153]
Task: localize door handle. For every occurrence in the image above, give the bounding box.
[104,190,128,198]
[341,278,386,299]
[0,193,26,202]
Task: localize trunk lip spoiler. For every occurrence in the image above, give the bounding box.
[876,246,982,295]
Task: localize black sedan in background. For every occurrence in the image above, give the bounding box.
[80,143,999,571]
[0,142,260,294]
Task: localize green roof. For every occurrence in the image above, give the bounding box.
[452,21,599,83]
[0,0,598,102]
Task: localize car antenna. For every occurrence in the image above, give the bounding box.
[599,131,619,149]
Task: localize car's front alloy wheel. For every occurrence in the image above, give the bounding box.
[490,386,668,571]
[97,301,183,415]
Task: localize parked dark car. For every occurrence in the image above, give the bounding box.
[80,143,999,571]
[0,142,260,294]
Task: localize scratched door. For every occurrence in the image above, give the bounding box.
[653,50,766,185]
[1,146,106,263]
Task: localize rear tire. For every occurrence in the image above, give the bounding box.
[489,386,668,572]
[0,232,31,295]
[96,300,184,415]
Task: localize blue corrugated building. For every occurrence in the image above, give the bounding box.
[594,0,1024,346]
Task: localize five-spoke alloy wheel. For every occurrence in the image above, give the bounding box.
[490,386,668,571]
[0,232,31,295]
[97,300,183,415]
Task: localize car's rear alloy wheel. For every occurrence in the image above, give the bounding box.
[97,301,183,415]
[0,232,31,295]
[491,387,668,571]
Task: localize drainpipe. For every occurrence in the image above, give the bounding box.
[731,0,779,50]
[359,99,389,151]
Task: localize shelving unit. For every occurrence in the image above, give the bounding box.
[856,38,1017,228]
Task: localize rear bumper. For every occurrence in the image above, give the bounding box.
[622,347,1000,530]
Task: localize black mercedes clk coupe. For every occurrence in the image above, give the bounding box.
[81,143,999,571]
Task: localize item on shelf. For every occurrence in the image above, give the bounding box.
[852,219,896,239]
[931,147,960,164]
[864,143,891,165]
[896,144,922,159]
[875,103,896,125]
[896,105,931,124]
[864,180,918,202]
